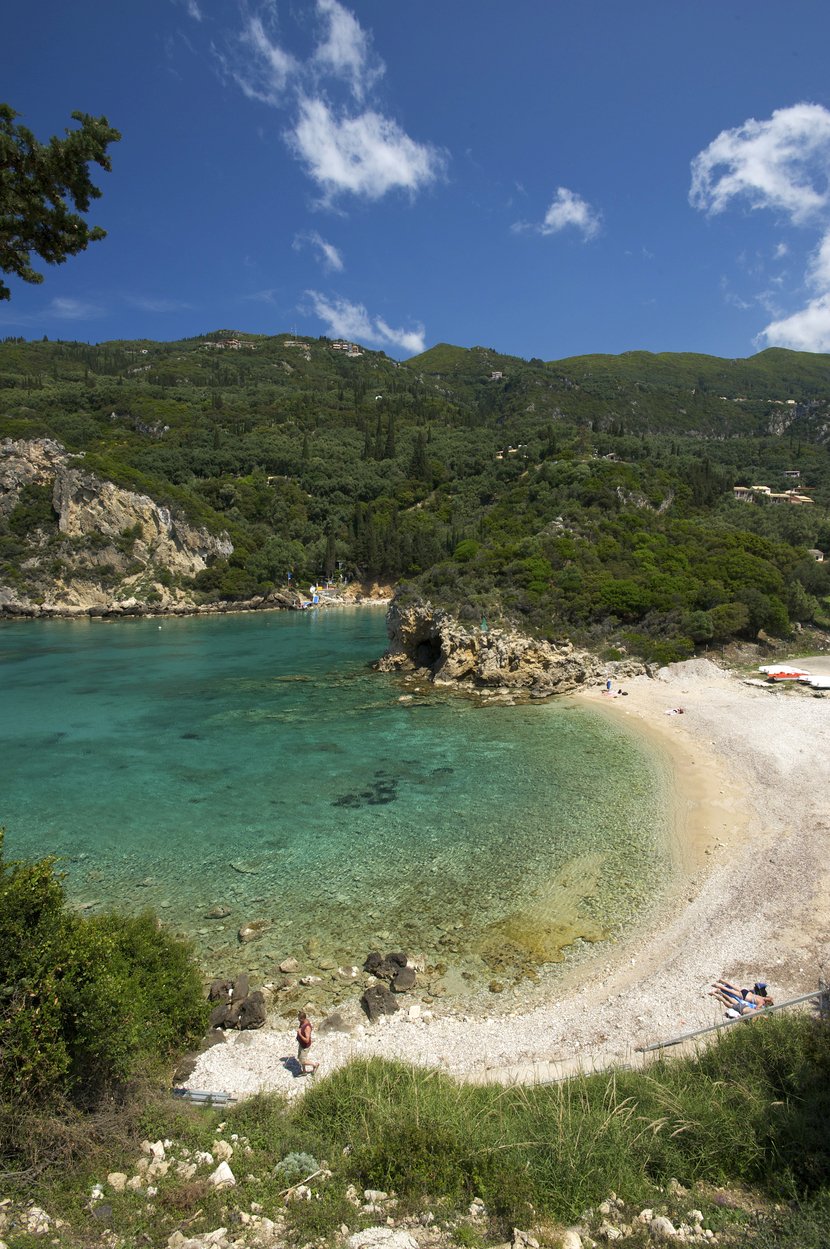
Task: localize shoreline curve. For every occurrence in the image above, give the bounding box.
[186,657,830,1100]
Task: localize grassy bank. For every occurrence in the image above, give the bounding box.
[4,1012,829,1247]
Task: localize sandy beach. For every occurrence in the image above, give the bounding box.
[186,657,830,1100]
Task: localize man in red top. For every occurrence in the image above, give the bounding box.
[296,1011,319,1074]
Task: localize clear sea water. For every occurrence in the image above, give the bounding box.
[0,609,672,1005]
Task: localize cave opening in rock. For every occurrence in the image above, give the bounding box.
[414,635,442,670]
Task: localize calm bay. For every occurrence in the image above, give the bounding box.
[1,608,672,1004]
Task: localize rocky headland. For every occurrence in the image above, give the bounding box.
[377,598,646,696]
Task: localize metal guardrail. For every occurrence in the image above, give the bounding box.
[635,982,829,1054]
[171,1087,236,1105]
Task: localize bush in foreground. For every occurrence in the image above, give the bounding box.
[0,830,207,1113]
[2,1000,828,1245]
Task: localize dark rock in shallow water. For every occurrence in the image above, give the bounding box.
[333,793,361,808]
[364,949,409,981]
[361,983,400,1022]
[237,990,267,1029]
[392,966,417,992]
[208,978,233,1002]
[232,973,250,1001]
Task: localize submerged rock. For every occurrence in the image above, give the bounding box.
[237,920,269,944]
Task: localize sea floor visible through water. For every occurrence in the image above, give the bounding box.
[1,608,674,1007]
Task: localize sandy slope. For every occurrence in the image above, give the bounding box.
[186,659,830,1100]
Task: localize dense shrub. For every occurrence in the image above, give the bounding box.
[0,831,207,1107]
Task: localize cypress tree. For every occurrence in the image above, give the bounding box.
[384,414,396,460]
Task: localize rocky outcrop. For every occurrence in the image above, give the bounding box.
[207,974,267,1031]
[0,437,233,615]
[52,464,232,576]
[378,599,610,697]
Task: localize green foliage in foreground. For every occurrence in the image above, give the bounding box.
[0,830,207,1107]
[4,986,828,1245]
[276,1014,830,1223]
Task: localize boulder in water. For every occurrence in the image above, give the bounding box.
[391,966,417,993]
[208,978,233,1002]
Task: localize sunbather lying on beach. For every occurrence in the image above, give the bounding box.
[710,979,773,1014]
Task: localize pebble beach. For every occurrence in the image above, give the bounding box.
[186,657,830,1101]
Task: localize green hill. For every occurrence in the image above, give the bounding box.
[1,332,828,659]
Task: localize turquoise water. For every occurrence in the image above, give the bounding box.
[0,609,671,1004]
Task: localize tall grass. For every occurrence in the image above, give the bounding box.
[227,1013,829,1225]
[7,1013,828,1245]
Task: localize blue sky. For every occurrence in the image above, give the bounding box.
[4,1,830,360]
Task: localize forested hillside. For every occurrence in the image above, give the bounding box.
[1,330,829,661]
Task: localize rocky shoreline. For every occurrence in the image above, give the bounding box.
[0,584,392,621]
[377,599,648,697]
[186,656,830,1101]
[1,436,391,620]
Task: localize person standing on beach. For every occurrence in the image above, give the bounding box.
[296,1011,319,1074]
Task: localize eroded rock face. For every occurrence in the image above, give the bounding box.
[52,466,232,576]
[0,437,232,615]
[378,599,607,697]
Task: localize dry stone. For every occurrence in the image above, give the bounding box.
[208,1161,236,1188]
[348,1230,418,1249]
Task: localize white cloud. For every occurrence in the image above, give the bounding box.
[373,316,425,356]
[294,230,344,272]
[226,14,299,106]
[290,97,444,201]
[48,297,104,320]
[757,296,830,352]
[312,0,381,101]
[690,103,830,225]
[214,4,442,204]
[692,103,830,352]
[807,229,830,289]
[755,227,830,350]
[514,187,601,241]
[542,187,602,239]
[173,0,202,20]
[306,291,425,355]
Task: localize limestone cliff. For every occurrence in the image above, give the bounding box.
[378,599,631,696]
[0,438,234,617]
